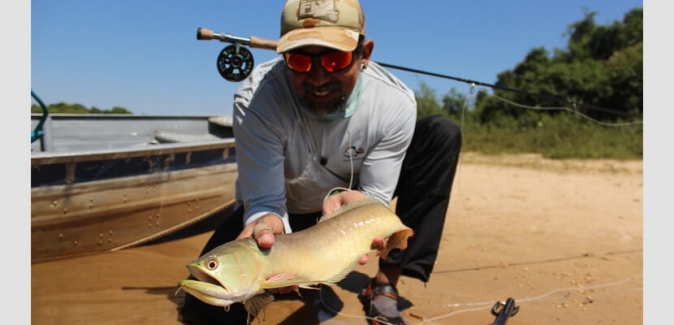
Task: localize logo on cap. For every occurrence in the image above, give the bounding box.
[298,0,339,23]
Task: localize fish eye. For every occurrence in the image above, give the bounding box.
[205,259,219,270]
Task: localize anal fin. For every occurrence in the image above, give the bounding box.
[243,292,274,320]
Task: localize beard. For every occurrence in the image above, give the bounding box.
[300,82,348,116]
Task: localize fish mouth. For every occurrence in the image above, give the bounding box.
[187,264,226,290]
[181,263,260,307]
[179,279,236,307]
[180,264,234,306]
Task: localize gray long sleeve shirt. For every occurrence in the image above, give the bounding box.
[232,57,417,233]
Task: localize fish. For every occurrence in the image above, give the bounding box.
[178,197,414,319]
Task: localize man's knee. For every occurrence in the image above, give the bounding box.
[415,115,462,151]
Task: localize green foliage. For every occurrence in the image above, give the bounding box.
[604,41,643,116]
[414,82,445,118]
[441,88,471,117]
[453,112,642,159]
[414,83,642,159]
[413,7,643,160]
[472,7,643,123]
[31,102,133,114]
[414,81,477,124]
[109,106,133,114]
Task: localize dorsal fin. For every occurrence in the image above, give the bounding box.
[318,197,384,223]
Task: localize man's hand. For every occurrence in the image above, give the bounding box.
[358,237,387,265]
[322,190,368,216]
[236,213,285,248]
[237,214,297,294]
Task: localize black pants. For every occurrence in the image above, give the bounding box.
[180,115,462,324]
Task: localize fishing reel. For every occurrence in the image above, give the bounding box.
[196,27,277,82]
[216,44,254,82]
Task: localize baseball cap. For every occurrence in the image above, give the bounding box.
[277,0,366,53]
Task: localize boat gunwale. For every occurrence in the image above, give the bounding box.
[31,138,237,165]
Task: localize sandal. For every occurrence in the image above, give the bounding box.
[358,280,409,325]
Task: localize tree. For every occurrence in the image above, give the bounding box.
[475,7,642,123]
[109,106,133,114]
[30,102,133,114]
[441,88,470,117]
[415,82,444,118]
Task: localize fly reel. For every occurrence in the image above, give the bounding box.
[216,44,254,82]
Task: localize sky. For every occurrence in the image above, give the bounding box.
[30,0,645,117]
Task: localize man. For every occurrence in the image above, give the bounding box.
[180,0,462,324]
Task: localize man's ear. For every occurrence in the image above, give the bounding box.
[359,39,374,69]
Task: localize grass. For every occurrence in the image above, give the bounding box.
[448,112,643,160]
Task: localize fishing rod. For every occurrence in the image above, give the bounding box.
[195,27,635,119]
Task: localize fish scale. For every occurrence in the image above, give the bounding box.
[266,212,393,281]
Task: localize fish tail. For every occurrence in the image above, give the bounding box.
[379,227,414,260]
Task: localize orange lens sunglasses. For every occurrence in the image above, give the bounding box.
[283,50,356,73]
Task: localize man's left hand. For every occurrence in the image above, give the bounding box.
[322,190,368,215]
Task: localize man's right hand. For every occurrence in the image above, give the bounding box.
[237,213,297,294]
[236,213,285,249]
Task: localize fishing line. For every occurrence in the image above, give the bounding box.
[376,62,641,119]
[413,273,643,311]
[317,285,399,325]
[322,130,355,203]
[416,287,644,325]
[347,130,354,190]
[462,83,474,131]
[451,84,482,268]
[415,274,643,324]
[317,273,642,324]
[514,273,643,304]
[490,92,643,127]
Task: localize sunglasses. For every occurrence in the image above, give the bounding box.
[283,49,358,73]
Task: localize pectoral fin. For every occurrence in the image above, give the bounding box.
[261,273,300,289]
[261,274,323,291]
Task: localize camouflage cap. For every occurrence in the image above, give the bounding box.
[277,0,366,53]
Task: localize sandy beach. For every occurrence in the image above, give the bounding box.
[31,153,643,325]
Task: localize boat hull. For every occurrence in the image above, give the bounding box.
[31,139,238,263]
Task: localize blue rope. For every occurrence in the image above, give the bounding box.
[31,90,49,143]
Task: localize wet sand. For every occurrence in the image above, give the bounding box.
[32,153,643,324]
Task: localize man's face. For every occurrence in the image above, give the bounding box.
[285,39,373,116]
